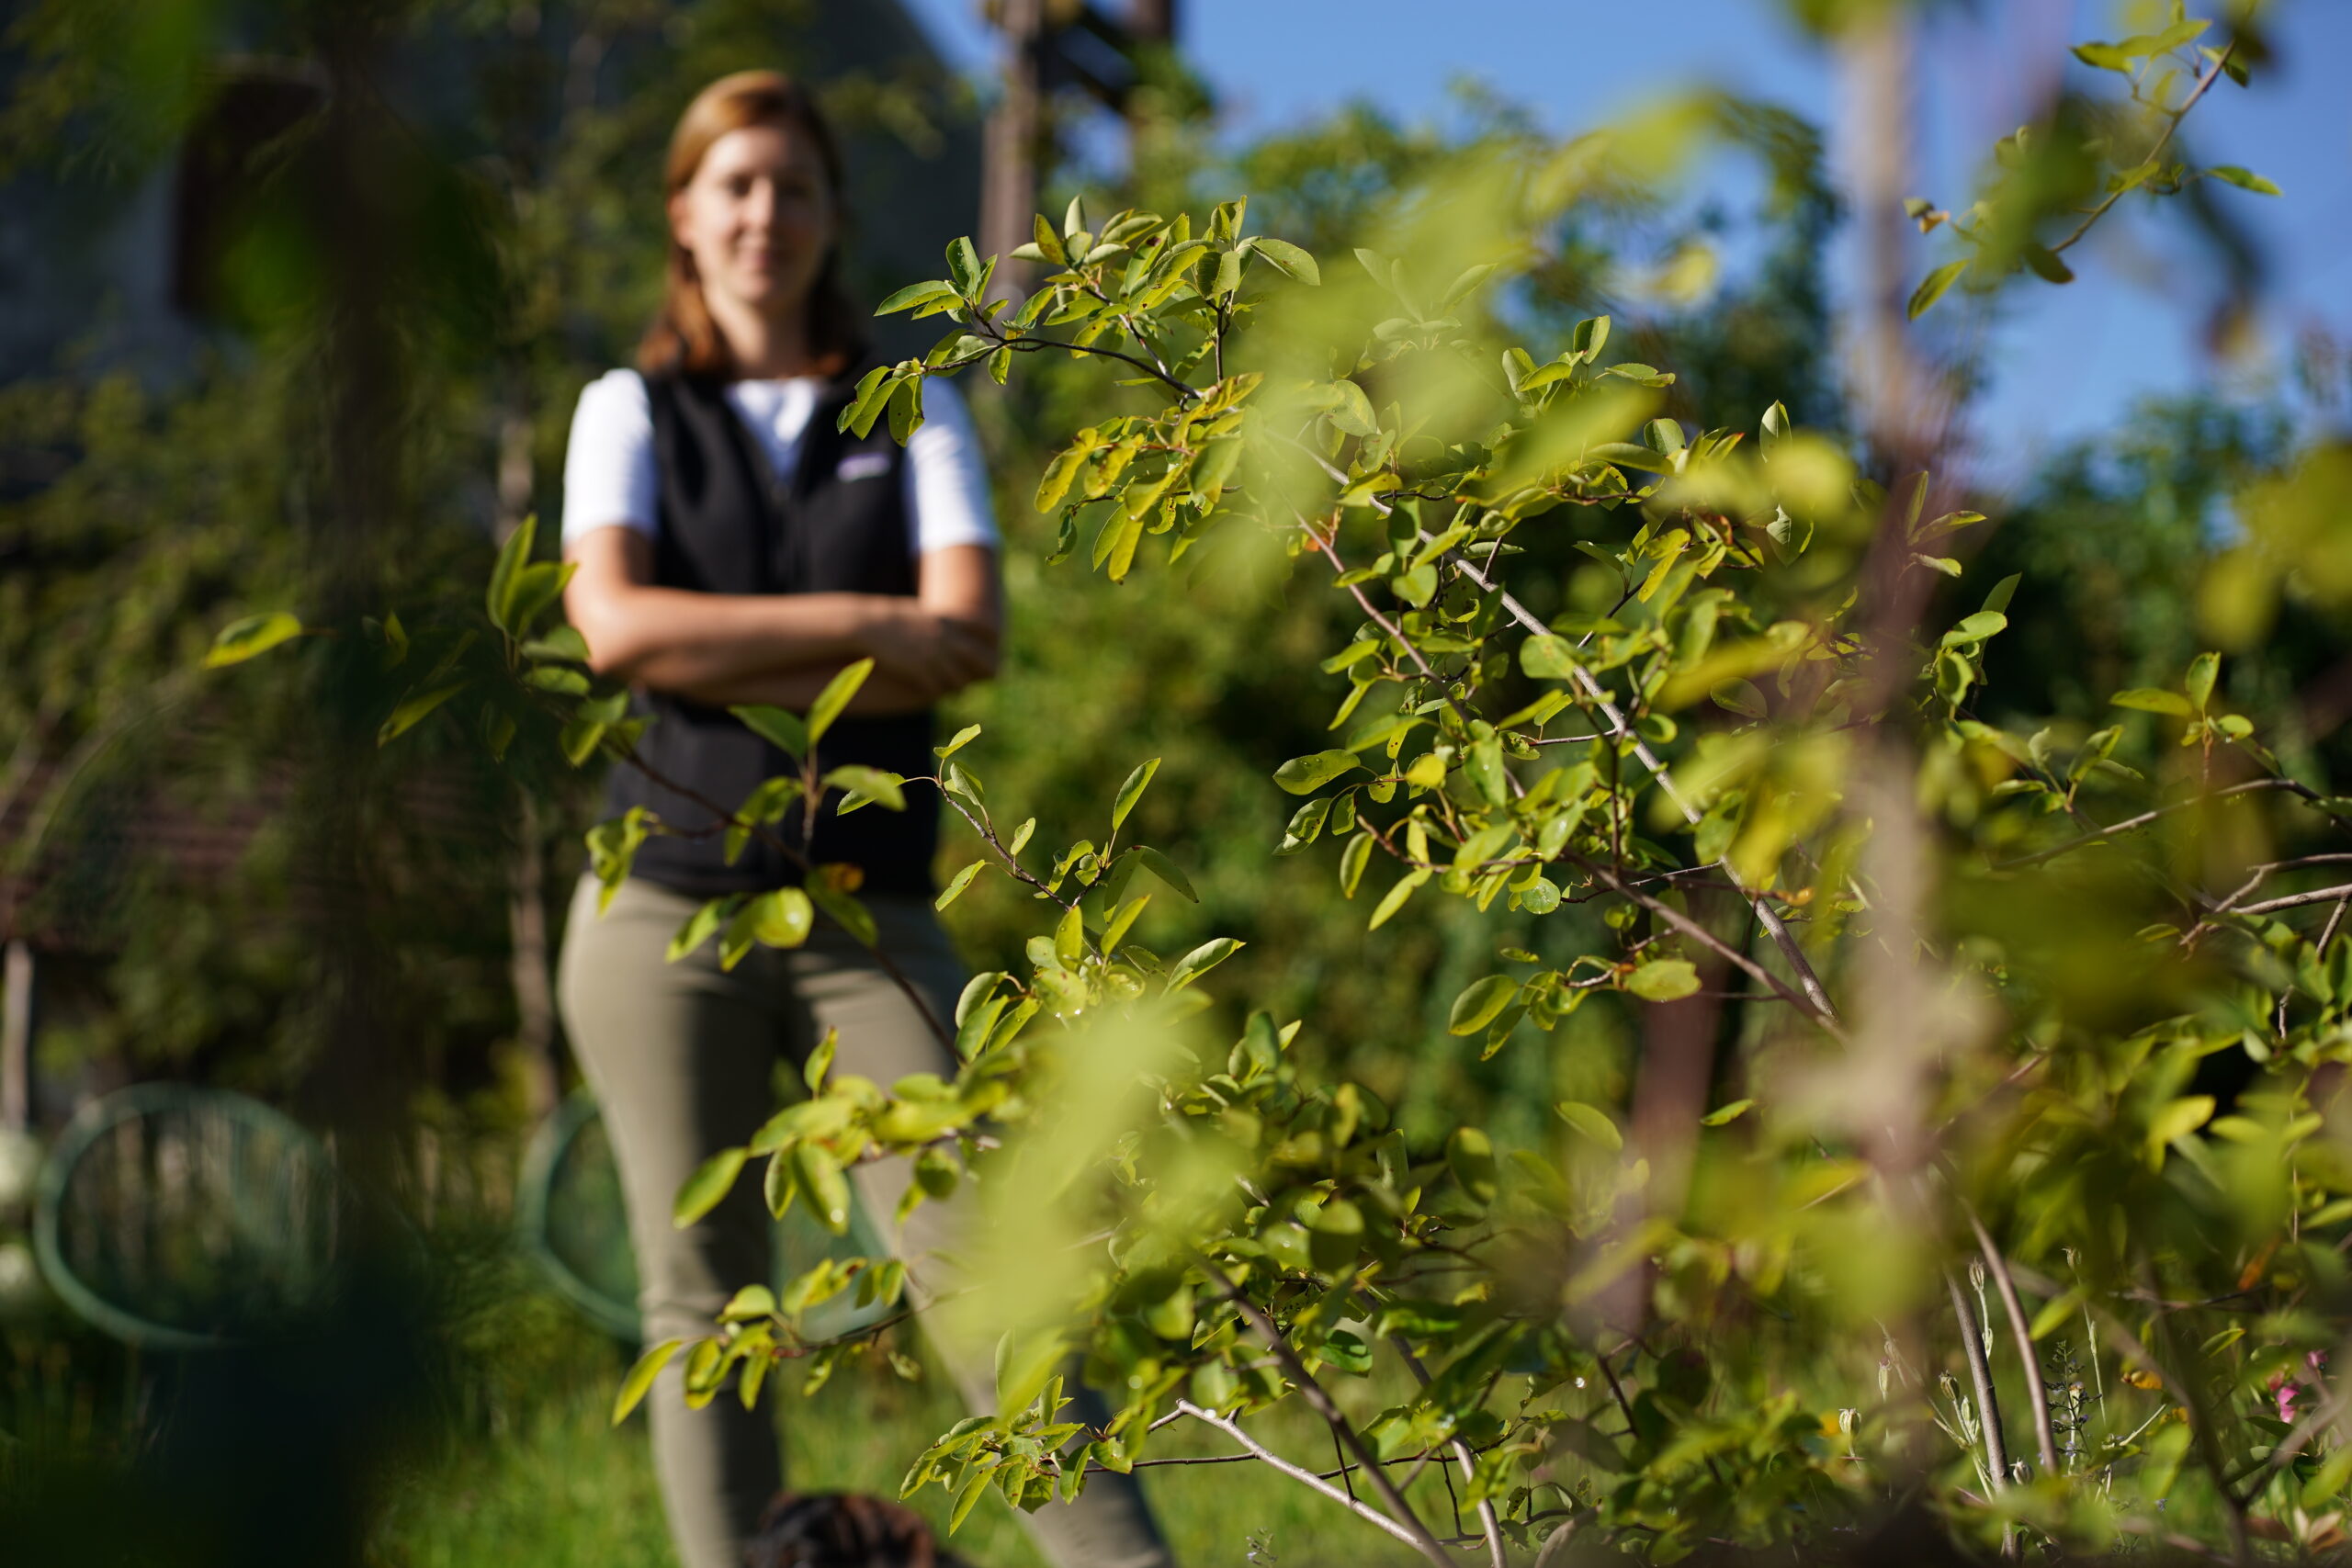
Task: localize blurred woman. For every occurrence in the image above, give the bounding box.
[556,70,1170,1568]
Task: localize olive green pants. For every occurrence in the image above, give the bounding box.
[558,874,1172,1568]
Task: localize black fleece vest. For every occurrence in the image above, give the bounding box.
[604,370,939,897]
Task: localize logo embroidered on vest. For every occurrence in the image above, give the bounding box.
[834,451,891,482]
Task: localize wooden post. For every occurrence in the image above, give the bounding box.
[979,0,1046,304]
[496,421,560,1121]
[1,938,32,1132]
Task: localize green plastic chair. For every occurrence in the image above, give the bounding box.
[515,1092,896,1345]
[32,1084,342,1350]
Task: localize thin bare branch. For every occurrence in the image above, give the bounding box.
[1394,1338,1506,1568]
[1193,1255,1455,1567]
[1963,1208,2059,1478]
[1169,1401,1442,1561]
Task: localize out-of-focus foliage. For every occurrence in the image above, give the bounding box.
[313,0,2352,1538]
[21,0,2352,1564]
[1904,2,2279,320]
[0,0,967,1122]
[944,83,1849,1151]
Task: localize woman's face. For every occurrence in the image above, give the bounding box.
[670,121,836,324]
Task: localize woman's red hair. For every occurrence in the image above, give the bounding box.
[638,71,863,379]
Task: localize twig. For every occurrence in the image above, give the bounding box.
[1169,1400,1442,1559]
[1990,778,2296,869]
[1442,548,1841,1024]
[1394,1337,1506,1568]
[1571,853,1845,1037]
[1946,1270,2012,1497]
[1963,1207,2060,1478]
[612,742,955,1051]
[2048,42,2237,257]
[2231,883,2352,919]
[1193,1255,1456,1567]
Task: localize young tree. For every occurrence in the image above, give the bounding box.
[221,8,2352,1562]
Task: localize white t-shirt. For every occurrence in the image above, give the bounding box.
[560,369,999,558]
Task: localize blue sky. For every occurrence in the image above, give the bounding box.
[899,0,2350,486]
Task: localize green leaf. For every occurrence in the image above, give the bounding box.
[1906,258,1969,321]
[1132,846,1197,901]
[1100,894,1150,953]
[612,1338,684,1425]
[523,625,590,663]
[379,610,409,668]
[1555,1100,1623,1152]
[2071,40,2133,72]
[808,879,879,947]
[1277,795,1331,855]
[841,367,896,436]
[1028,212,1068,265]
[1626,959,1702,1002]
[2146,1094,2215,1156]
[2184,650,2219,712]
[934,860,987,911]
[667,897,734,962]
[887,373,925,445]
[1464,737,1510,806]
[377,682,467,747]
[1190,436,1243,502]
[1448,976,1519,1036]
[751,887,814,950]
[1447,1126,1498,1205]
[721,1284,777,1322]
[1167,937,1243,992]
[1274,750,1363,795]
[876,280,960,316]
[1712,680,1768,719]
[806,659,874,746]
[506,560,575,636]
[1328,378,1378,438]
[1247,236,1320,285]
[2111,688,2192,716]
[1053,901,1087,968]
[1368,868,1428,931]
[1701,1099,1756,1127]
[1942,611,2008,646]
[824,764,907,813]
[205,611,304,668]
[1112,758,1159,832]
[1521,636,1579,681]
[945,237,983,298]
[560,716,605,767]
[1307,1197,1365,1273]
[487,514,536,634]
[1572,314,1611,361]
[1339,830,1374,898]
[803,1026,837,1094]
[2207,164,2281,197]
[937,723,981,760]
[673,1146,748,1226]
[796,1144,852,1235]
[732,704,809,757]
[2022,243,2075,284]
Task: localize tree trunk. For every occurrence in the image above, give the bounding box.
[980,0,1046,304]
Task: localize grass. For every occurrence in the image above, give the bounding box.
[369,1335,1459,1568]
